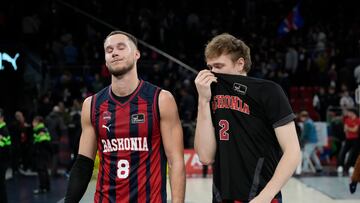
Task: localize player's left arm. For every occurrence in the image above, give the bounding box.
[251,121,301,203]
[159,90,186,203]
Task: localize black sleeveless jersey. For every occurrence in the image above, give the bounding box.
[210,73,295,202]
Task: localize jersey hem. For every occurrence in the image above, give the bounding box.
[273,113,296,128]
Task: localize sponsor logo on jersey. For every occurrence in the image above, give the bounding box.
[233,83,247,95]
[212,95,250,114]
[102,111,112,121]
[131,113,145,124]
[101,137,149,152]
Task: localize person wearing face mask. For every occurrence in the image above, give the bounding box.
[194,33,301,203]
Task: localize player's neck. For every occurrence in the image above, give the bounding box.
[238,69,247,76]
[111,70,140,97]
[231,72,247,76]
[229,69,247,76]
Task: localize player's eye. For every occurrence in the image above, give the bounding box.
[117,44,126,50]
[213,65,222,69]
[106,48,113,53]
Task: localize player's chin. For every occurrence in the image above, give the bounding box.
[109,64,124,71]
[109,66,132,77]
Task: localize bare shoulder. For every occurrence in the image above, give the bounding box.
[158,90,178,118]
[159,90,176,108]
[78,95,98,159]
[83,96,92,107]
[81,96,93,121]
[159,89,174,100]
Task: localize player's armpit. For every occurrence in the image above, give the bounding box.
[78,96,98,160]
[158,90,186,203]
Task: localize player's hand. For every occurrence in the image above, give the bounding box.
[194,70,217,103]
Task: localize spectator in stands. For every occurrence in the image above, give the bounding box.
[313,86,328,121]
[299,110,323,173]
[327,85,339,108]
[32,116,51,194]
[66,99,82,175]
[0,108,11,203]
[45,106,67,177]
[284,46,298,76]
[337,108,360,175]
[339,85,355,110]
[13,111,33,172]
[353,64,360,84]
[9,111,31,175]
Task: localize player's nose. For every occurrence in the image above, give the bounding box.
[112,52,119,58]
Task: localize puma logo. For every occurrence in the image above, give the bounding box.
[102,124,111,132]
[0,52,20,71]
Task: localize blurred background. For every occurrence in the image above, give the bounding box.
[0,0,360,202]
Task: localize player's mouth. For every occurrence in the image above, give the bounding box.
[111,59,124,63]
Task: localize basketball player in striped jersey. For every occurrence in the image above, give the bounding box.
[65,31,185,203]
[194,33,301,203]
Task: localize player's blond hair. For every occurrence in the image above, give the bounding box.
[105,30,138,48]
[205,33,252,73]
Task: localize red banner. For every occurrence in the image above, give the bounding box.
[184,149,212,177]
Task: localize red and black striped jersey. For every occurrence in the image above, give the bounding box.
[90,80,167,203]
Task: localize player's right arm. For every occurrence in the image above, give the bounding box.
[77,96,98,159]
[65,96,97,203]
[194,70,217,165]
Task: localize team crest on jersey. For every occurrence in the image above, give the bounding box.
[233,83,247,95]
[131,113,145,124]
[102,111,112,121]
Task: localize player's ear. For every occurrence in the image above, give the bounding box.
[235,57,245,73]
[135,49,140,60]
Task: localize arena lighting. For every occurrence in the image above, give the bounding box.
[0,52,20,71]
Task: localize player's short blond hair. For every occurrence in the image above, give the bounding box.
[205,33,252,73]
[105,30,138,48]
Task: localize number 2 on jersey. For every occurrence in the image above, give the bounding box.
[219,120,229,140]
[117,159,129,179]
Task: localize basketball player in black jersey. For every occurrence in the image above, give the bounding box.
[194,33,301,203]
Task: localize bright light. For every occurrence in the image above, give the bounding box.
[0,52,20,71]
